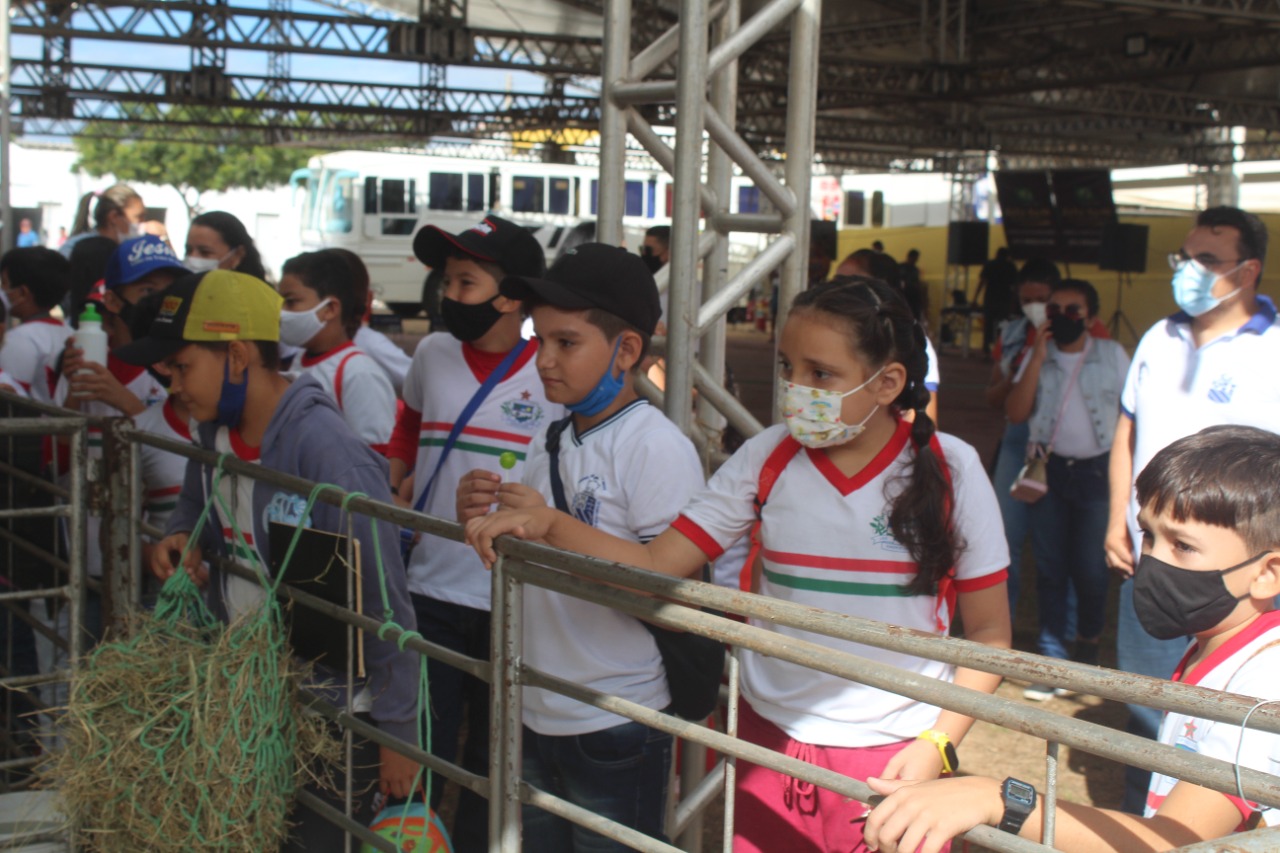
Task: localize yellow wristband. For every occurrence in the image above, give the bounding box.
[917,729,958,773]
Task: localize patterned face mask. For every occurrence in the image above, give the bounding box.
[778,365,884,449]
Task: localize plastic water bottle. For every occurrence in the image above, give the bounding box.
[75,304,109,373]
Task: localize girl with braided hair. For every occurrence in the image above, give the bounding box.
[466,275,1011,852]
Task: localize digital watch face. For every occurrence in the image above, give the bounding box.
[1005,779,1035,806]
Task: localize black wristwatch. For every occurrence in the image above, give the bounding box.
[999,777,1036,835]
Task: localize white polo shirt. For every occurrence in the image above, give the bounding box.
[132,396,193,537]
[354,326,412,395]
[294,342,396,449]
[672,421,1008,746]
[0,318,72,403]
[1121,297,1280,555]
[519,400,704,735]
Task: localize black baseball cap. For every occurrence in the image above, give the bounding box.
[412,215,546,279]
[500,242,661,336]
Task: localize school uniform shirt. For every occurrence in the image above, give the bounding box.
[354,326,412,395]
[132,396,193,536]
[1146,610,1280,828]
[0,318,72,403]
[0,369,29,398]
[671,420,1009,747]
[294,342,396,451]
[402,333,563,609]
[519,400,704,735]
[1121,297,1280,557]
[212,426,269,620]
[54,358,167,577]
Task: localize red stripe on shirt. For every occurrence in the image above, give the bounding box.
[461,339,538,383]
[221,526,254,544]
[228,429,260,461]
[419,422,534,445]
[147,485,182,498]
[761,548,916,574]
[387,403,421,466]
[671,515,725,561]
[299,340,356,368]
[954,568,1007,593]
[162,397,192,441]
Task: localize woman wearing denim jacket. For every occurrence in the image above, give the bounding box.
[1007,279,1130,700]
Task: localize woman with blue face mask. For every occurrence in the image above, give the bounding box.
[184,211,268,281]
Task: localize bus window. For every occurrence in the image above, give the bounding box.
[590,179,599,215]
[430,173,464,211]
[624,180,644,217]
[364,177,378,214]
[845,191,865,226]
[647,179,657,219]
[549,177,572,215]
[382,179,409,214]
[738,185,761,214]
[513,176,544,213]
[467,174,486,211]
[320,170,356,234]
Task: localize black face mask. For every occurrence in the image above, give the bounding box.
[441,296,503,343]
[640,251,664,274]
[1049,315,1086,345]
[1132,551,1268,640]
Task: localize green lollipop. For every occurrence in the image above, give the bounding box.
[499,451,518,471]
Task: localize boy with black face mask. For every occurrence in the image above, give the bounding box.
[385,215,562,850]
[864,424,1280,853]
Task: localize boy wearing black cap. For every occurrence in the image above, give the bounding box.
[457,243,705,850]
[120,270,422,852]
[385,215,561,848]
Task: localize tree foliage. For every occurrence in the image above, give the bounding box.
[73,104,324,219]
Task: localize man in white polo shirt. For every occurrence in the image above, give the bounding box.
[1104,205,1279,813]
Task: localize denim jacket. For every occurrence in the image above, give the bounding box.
[1028,336,1127,451]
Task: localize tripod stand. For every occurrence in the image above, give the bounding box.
[1108,271,1139,345]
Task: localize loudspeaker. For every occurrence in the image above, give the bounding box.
[947,221,989,266]
[1098,223,1149,273]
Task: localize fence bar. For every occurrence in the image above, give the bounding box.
[696,234,794,333]
[702,106,796,217]
[611,78,677,106]
[520,782,683,853]
[0,526,70,576]
[0,460,71,500]
[708,211,785,233]
[0,417,85,436]
[692,361,765,438]
[623,109,721,220]
[671,759,725,838]
[1044,741,1059,847]
[490,552,523,851]
[0,505,69,520]
[1169,827,1280,851]
[101,418,135,631]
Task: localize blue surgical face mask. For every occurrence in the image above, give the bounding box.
[566,337,625,417]
[215,357,248,427]
[1171,258,1245,317]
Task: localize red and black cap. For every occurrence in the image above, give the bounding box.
[412,215,546,279]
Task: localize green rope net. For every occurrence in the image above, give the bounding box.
[39,465,434,853]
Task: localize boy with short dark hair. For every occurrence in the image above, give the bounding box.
[119,269,421,852]
[0,246,72,402]
[865,424,1280,853]
[456,242,705,850]
[385,215,561,849]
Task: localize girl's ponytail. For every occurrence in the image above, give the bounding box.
[792,276,962,596]
[70,191,95,236]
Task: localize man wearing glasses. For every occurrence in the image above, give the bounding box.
[1104,206,1275,813]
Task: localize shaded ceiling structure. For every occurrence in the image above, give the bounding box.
[10,0,1280,172]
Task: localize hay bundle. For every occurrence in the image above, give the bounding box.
[39,574,333,853]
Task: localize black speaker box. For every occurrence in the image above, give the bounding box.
[1098,223,1149,273]
[947,221,989,266]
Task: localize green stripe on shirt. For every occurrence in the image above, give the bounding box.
[762,567,913,596]
[418,438,527,461]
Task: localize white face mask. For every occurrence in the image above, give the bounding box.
[778,365,885,449]
[278,298,334,348]
[183,249,235,274]
[1022,301,1048,327]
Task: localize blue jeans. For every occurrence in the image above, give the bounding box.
[1116,576,1188,813]
[1028,453,1110,660]
[411,594,491,852]
[521,720,673,852]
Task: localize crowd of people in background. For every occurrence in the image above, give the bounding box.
[0,185,1277,853]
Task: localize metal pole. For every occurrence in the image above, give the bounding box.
[774,0,823,417]
[66,426,86,667]
[489,554,524,852]
[665,0,711,435]
[0,0,10,255]
[101,418,136,632]
[597,0,630,247]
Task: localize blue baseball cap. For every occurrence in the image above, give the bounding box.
[103,235,188,290]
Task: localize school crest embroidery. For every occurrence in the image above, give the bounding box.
[501,396,545,430]
[1208,374,1236,404]
[1174,717,1200,752]
[571,475,607,527]
[870,514,908,553]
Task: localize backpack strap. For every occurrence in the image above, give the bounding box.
[332,349,362,411]
[738,435,803,592]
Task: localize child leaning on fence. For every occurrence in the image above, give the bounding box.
[467,275,1012,853]
[456,243,705,851]
[117,270,421,853]
[865,424,1280,853]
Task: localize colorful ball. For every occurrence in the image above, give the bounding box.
[361,801,454,853]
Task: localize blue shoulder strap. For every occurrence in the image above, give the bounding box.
[412,338,529,513]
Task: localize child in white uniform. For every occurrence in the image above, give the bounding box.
[279,249,396,452]
[0,247,72,402]
[468,276,1011,852]
[458,243,705,850]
